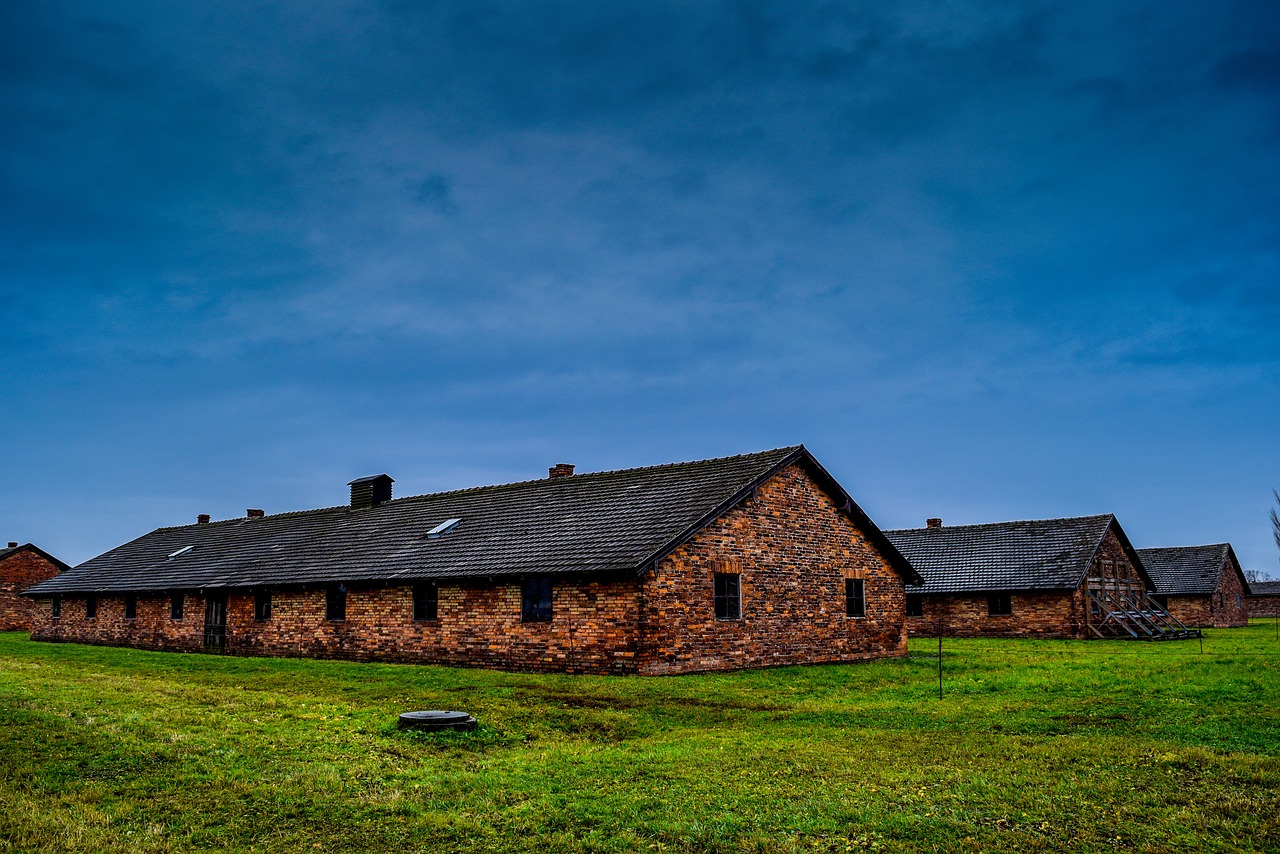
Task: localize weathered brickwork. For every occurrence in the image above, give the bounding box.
[0,550,63,631]
[909,591,1085,639]
[637,464,907,673]
[1162,559,1248,628]
[27,463,910,674]
[906,525,1141,639]
[29,582,641,674]
[1248,594,1280,618]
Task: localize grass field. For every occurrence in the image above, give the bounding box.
[1,625,1278,853]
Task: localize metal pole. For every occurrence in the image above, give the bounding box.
[1199,623,1204,654]
[937,630,943,699]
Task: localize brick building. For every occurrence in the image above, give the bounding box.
[24,447,922,674]
[0,543,68,631]
[885,515,1196,640]
[1245,580,1280,619]
[1136,544,1250,628]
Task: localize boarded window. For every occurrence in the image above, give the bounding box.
[413,583,438,622]
[846,578,866,618]
[170,593,184,621]
[326,585,346,621]
[51,595,61,619]
[522,578,552,623]
[714,573,741,620]
[85,596,97,619]
[124,595,137,620]
[905,592,923,617]
[987,593,1012,616]
[254,591,272,622]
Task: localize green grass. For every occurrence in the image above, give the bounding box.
[1,625,1278,853]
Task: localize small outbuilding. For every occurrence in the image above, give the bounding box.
[0,543,69,631]
[1136,544,1250,628]
[1245,580,1280,619]
[885,515,1196,640]
[24,446,922,674]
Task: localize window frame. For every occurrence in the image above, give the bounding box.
[51,594,61,619]
[845,578,866,619]
[987,593,1013,616]
[413,583,438,622]
[85,595,97,619]
[713,572,742,621]
[521,577,553,623]
[124,594,137,620]
[905,592,923,618]
[254,590,272,622]
[170,593,184,621]
[326,584,346,622]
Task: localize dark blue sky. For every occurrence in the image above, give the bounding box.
[3,1,1278,574]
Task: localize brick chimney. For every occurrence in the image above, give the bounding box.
[348,474,394,509]
[548,463,575,479]
[926,518,942,528]
[197,514,211,525]
[247,509,265,519]
[6,542,16,548]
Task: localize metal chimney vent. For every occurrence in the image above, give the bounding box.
[348,474,394,509]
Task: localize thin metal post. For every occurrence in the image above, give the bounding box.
[1199,624,1204,654]
[937,630,943,699]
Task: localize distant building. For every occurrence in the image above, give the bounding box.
[24,446,922,674]
[1136,544,1249,628]
[1246,580,1280,619]
[885,515,1196,640]
[0,543,68,631]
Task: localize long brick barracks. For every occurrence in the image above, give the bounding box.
[23,447,924,674]
[20,445,1257,671]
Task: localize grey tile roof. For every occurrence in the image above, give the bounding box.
[884,515,1128,594]
[26,446,918,595]
[1251,581,1280,596]
[1137,544,1246,597]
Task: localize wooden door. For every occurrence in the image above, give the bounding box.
[204,594,227,652]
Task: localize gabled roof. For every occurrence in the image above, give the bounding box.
[884,514,1145,594]
[1251,581,1280,597]
[1137,544,1250,597]
[0,543,70,572]
[25,446,919,595]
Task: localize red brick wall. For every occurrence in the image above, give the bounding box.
[27,464,912,674]
[1249,596,1280,618]
[28,582,640,674]
[908,591,1082,638]
[636,464,908,674]
[0,551,63,631]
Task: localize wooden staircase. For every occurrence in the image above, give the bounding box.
[1087,584,1200,640]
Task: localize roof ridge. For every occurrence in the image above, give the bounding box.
[149,446,804,532]
[884,513,1114,534]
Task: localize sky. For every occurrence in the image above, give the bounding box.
[2,1,1278,575]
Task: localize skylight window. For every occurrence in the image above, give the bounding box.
[167,545,195,560]
[427,518,461,539]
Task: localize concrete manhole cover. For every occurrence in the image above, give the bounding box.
[398,710,478,732]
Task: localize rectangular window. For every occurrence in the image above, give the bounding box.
[51,594,61,619]
[846,578,866,618]
[326,585,346,621]
[413,583,438,622]
[124,595,137,620]
[170,593,184,620]
[714,573,741,620]
[85,596,97,619]
[905,592,923,618]
[988,593,1012,616]
[254,591,272,622]
[521,577,553,623]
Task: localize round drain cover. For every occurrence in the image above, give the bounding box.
[398,710,478,731]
